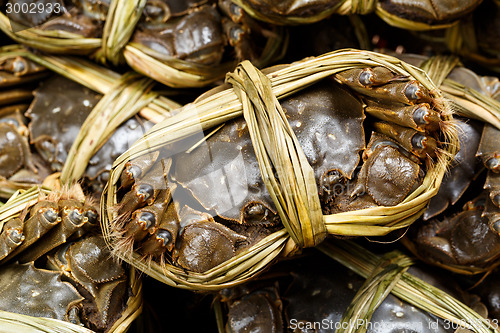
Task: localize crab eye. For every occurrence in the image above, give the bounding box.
[138,212,155,230]
[157,229,172,247]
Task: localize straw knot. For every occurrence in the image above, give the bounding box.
[338,0,377,15]
[226,61,326,248]
[97,0,148,65]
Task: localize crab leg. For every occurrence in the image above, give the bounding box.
[374,122,437,159]
[16,199,88,263]
[335,67,406,88]
[140,202,180,257]
[0,56,46,76]
[366,103,441,132]
[119,151,160,189]
[124,189,171,242]
[336,68,433,105]
[0,218,24,261]
[1,201,60,263]
[477,124,500,173]
[117,158,170,215]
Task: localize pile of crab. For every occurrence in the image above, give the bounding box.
[1,0,500,331]
[1,0,286,87]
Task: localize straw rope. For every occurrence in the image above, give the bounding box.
[227,61,325,247]
[419,55,500,130]
[0,310,95,333]
[60,73,157,185]
[0,187,51,232]
[97,0,147,66]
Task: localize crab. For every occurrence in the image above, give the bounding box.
[0,55,52,197]
[221,284,284,332]
[25,74,153,198]
[397,56,500,271]
[472,267,500,321]
[423,119,483,220]
[111,64,446,273]
[45,234,128,331]
[474,0,500,63]
[409,123,500,270]
[228,0,482,26]
[284,256,466,333]
[0,183,132,332]
[220,251,475,333]
[0,234,130,332]
[375,0,481,26]
[0,187,98,265]
[130,0,283,67]
[5,0,283,69]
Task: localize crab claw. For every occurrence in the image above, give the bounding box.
[175,220,247,273]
